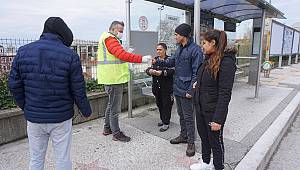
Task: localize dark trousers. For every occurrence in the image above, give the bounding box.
[196,112,224,170]
[175,96,195,144]
[154,92,173,125]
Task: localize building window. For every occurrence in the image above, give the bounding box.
[80,46,87,53]
[94,46,98,52]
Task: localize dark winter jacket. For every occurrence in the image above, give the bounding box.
[156,38,203,97]
[145,56,175,96]
[8,17,91,123]
[194,50,237,125]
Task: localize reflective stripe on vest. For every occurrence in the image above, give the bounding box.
[97,60,125,64]
[102,41,107,62]
[99,38,125,64]
[97,32,129,85]
[99,33,122,63]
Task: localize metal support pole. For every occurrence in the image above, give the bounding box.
[126,0,133,118]
[158,6,164,42]
[159,8,161,41]
[158,5,165,43]
[185,10,191,25]
[255,9,266,98]
[194,0,201,45]
[288,55,292,65]
[278,55,283,68]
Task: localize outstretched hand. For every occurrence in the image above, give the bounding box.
[142,55,153,63]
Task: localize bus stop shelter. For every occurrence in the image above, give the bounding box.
[143,0,285,53]
[125,0,285,117]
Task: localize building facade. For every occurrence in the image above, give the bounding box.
[70,40,98,80]
[0,45,16,75]
[0,39,98,79]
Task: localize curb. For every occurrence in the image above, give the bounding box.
[235,91,300,170]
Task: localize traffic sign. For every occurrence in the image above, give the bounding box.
[139,16,148,31]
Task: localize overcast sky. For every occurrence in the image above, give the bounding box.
[0,0,299,40]
[0,0,184,40]
[271,0,300,25]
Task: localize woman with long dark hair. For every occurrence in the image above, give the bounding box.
[190,30,237,170]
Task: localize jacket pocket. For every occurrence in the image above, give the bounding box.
[176,77,191,91]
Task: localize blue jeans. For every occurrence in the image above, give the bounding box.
[27,119,72,170]
[104,84,124,135]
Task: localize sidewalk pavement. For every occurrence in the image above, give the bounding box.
[1,64,300,170]
[266,108,300,170]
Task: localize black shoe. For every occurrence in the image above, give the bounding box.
[186,143,195,157]
[112,132,131,142]
[159,125,169,132]
[102,127,112,136]
[170,135,188,144]
[157,122,163,127]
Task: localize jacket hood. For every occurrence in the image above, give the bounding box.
[42,17,73,47]
[203,46,237,62]
[224,46,237,63]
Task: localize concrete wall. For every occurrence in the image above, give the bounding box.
[0,88,155,145]
[0,108,27,145]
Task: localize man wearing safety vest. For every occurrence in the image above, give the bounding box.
[97,21,151,142]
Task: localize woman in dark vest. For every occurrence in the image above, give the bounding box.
[190,30,237,170]
[146,43,175,132]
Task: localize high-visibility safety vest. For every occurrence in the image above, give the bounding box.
[97,32,129,85]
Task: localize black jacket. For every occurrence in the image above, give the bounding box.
[194,52,236,125]
[146,56,175,96]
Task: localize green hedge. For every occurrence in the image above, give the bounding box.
[0,73,16,110]
[85,79,104,93]
[0,75,104,110]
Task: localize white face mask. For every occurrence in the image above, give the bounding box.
[117,32,123,39]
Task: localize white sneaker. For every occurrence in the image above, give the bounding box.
[190,159,214,170]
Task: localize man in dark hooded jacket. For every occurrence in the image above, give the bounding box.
[8,17,91,170]
[153,23,203,157]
